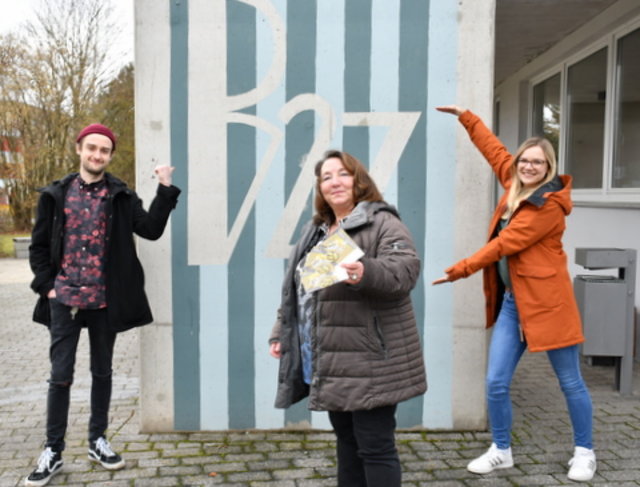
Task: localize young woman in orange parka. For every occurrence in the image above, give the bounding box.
[433,105,596,482]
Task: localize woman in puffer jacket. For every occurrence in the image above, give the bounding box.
[269,149,427,487]
[433,105,595,482]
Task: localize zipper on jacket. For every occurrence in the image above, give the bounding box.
[311,294,320,388]
[519,324,524,342]
[374,315,388,358]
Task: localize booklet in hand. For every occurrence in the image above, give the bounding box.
[300,228,364,293]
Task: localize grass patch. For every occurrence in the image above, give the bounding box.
[0,232,30,258]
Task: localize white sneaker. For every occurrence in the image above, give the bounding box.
[467,443,514,474]
[567,446,596,482]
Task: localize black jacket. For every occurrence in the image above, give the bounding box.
[29,172,180,332]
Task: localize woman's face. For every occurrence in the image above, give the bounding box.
[319,157,355,215]
[516,146,548,188]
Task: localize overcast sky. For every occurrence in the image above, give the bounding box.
[0,0,134,66]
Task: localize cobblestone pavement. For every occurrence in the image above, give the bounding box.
[1,258,639,486]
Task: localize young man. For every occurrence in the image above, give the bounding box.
[26,124,180,486]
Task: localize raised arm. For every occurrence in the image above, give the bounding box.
[132,166,181,240]
[436,106,514,188]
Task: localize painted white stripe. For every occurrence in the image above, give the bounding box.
[188,0,287,266]
[423,0,457,428]
[371,0,400,206]
[187,0,229,266]
[255,0,287,429]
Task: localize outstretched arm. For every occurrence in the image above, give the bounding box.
[432,201,565,284]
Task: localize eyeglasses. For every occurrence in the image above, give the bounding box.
[517,158,547,168]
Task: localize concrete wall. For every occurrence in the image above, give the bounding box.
[135,0,175,432]
[449,0,495,430]
[135,0,495,432]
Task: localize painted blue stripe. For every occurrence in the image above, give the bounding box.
[254,0,286,429]
[227,1,257,429]
[423,0,457,428]
[200,265,229,430]
[343,0,372,163]
[283,0,317,426]
[396,0,429,428]
[170,0,201,430]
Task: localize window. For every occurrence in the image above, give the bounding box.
[530,25,640,202]
[612,28,640,189]
[565,48,607,189]
[532,73,560,156]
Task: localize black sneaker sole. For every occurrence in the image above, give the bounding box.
[88,454,125,470]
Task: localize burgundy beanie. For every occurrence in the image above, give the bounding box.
[76,123,117,150]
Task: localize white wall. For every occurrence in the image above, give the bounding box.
[566,206,640,308]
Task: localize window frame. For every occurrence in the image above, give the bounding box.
[527,19,640,206]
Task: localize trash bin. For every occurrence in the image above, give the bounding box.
[574,275,626,356]
[574,248,636,395]
[13,237,31,259]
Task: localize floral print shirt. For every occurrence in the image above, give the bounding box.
[54,175,108,309]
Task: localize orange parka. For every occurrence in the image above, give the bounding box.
[446,111,584,352]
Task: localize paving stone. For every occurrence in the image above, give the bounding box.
[1,258,640,486]
[134,477,181,486]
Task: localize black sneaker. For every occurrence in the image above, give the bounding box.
[88,437,125,470]
[25,447,63,487]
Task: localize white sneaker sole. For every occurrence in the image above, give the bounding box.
[88,454,126,470]
[467,459,514,474]
[567,467,596,482]
[24,462,62,487]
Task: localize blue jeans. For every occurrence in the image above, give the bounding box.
[46,300,116,452]
[328,405,400,487]
[486,292,593,450]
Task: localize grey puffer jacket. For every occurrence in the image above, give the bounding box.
[270,201,427,411]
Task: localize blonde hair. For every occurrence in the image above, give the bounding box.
[502,137,557,219]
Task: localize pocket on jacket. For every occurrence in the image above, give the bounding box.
[515,265,560,308]
[32,295,51,326]
[372,315,388,357]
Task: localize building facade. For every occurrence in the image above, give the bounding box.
[493,0,640,362]
[134,0,494,432]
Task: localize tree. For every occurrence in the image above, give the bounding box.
[91,63,135,188]
[0,0,122,230]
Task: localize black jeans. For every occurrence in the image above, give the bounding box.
[46,300,116,452]
[328,404,400,487]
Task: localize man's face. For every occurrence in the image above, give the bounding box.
[76,133,114,178]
